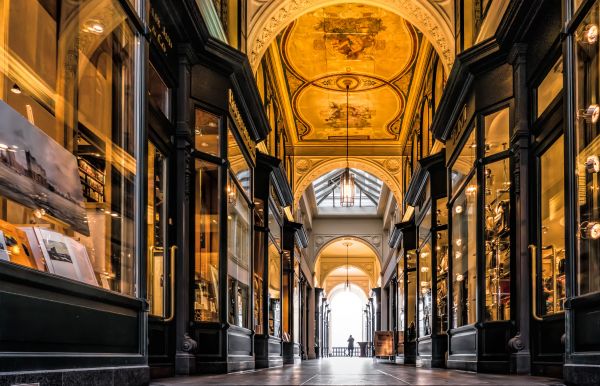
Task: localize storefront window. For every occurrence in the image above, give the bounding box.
[436,198,448,226]
[0,0,138,295]
[418,206,432,246]
[268,239,282,337]
[194,159,220,322]
[406,250,417,341]
[539,136,566,315]
[228,126,251,196]
[195,109,220,157]
[451,176,477,327]
[536,59,563,118]
[436,230,449,333]
[293,259,300,344]
[148,142,167,316]
[574,6,600,295]
[484,159,511,321]
[398,255,405,333]
[483,108,510,157]
[451,128,476,194]
[269,201,282,247]
[418,241,432,337]
[227,174,251,328]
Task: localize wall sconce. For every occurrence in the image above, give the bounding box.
[586,155,600,173]
[227,181,237,205]
[579,104,600,123]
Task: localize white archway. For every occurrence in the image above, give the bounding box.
[248,0,454,73]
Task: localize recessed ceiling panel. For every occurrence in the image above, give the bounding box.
[279,3,419,143]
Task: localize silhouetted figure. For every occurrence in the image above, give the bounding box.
[347,334,355,357]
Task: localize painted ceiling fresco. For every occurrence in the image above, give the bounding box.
[280,3,420,142]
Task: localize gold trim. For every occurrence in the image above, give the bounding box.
[228,90,256,162]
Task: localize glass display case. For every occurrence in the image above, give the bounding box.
[436,230,449,333]
[418,241,433,337]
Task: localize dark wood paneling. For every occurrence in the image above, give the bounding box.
[449,328,476,355]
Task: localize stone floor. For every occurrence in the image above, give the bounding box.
[151,357,564,385]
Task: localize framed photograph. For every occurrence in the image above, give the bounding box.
[0,219,37,269]
[34,227,80,281]
[0,103,89,235]
[65,237,98,286]
[19,226,48,271]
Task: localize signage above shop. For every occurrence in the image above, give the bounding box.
[149,6,173,55]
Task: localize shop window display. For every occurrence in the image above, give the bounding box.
[268,239,282,337]
[228,127,251,197]
[406,250,417,341]
[418,241,433,337]
[484,158,511,321]
[451,176,477,327]
[436,230,449,333]
[254,198,266,334]
[227,174,251,328]
[195,109,220,157]
[539,136,566,315]
[575,4,600,295]
[483,109,510,157]
[0,0,138,295]
[194,159,220,322]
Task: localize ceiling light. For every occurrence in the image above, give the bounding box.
[588,222,600,239]
[466,185,477,195]
[339,83,355,208]
[10,84,21,94]
[84,20,105,34]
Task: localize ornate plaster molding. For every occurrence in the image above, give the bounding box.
[247,0,455,73]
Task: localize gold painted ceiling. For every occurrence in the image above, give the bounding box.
[279,3,420,143]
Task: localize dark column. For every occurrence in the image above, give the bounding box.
[372,287,382,331]
[507,43,531,375]
[314,288,323,358]
[174,46,197,375]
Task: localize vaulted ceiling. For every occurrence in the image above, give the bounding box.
[279,4,420,144]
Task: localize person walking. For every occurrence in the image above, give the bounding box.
[347,334,355,357]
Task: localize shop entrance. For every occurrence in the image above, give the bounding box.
[147,104,177,378]
[530,98,565,378]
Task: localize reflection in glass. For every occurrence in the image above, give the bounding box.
[451,128,476,194]
[228,126,251,197]
[575,6,600,295]
[194,160,220,322]
[540,137,566,315]
[269,202,282,247]
[418,242,432,337]
[227,174,251,328]
[406,250,417,342]
[436,230,449,333]
[483,109,510,157]
[452,176,477,327]
[254,203,265,334]
[148,142,167,316]
[0,0,138,295]
[536,59,563,118]
[484,159,511,321]
[418,206,432,246]
[436,198,448,226]
[195,109,220,157]
[398,254,405,334]
[268,240,281,337]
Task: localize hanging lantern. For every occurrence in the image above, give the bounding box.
[340,168,355,207]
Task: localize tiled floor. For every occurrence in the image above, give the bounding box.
[151,357,564,385]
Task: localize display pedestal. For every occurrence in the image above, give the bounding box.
[255,335,283,368]
[282,342,301,364]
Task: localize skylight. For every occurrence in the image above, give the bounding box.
[312,168,383,210]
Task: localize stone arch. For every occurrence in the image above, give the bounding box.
[327,282,369,300]
[248,0,454,73]
[294,157,403,209]
[314,235,382,266]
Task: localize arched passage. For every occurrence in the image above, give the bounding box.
[327,284,368,348]
[294,157,403,208]
[248,0,454,72]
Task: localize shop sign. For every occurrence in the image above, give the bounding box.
[374,330,394,356]
[149,6,173,55]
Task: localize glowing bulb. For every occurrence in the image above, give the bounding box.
[10,84,21,94]
[455,251,462,260]
[421,267,429,273]
[456,238,463,247]
[456,274,464,282]
[84,20,105,34]
[10,245,20,255]
[455,205,463,214]
[466,185,477,195]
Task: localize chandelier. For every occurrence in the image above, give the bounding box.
[340,83,355,207]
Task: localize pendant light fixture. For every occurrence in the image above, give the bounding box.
[340,83,355,207]
[343,240,352,291]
